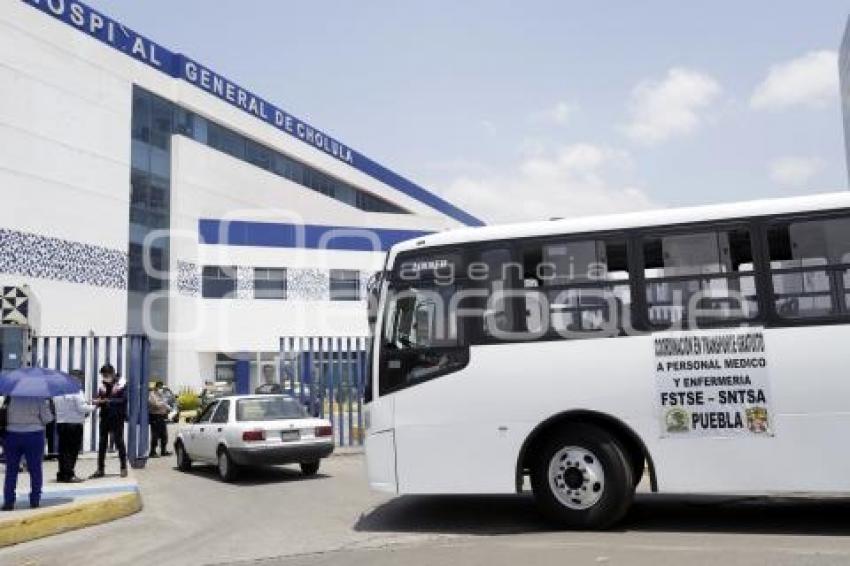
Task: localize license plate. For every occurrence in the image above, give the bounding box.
[281,430,300,442]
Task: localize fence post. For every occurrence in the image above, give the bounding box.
[318,337,326,419]
[90,337,100,452]
[309,338,317,417]
[126,335,149,469]
[334,338,344,446]
[67,336,75,371]
[347,337,353,447]
[138,337,150,461]
[355,337,364,446]
[328,338,335,440]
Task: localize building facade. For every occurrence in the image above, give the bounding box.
[0,0,482,392]
[841,15,850,183]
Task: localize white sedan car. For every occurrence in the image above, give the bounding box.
[174,394,334,481]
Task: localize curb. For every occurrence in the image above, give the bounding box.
[0,490,142,548]
[332,447,364,457]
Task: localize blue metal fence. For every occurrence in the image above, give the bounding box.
[30,334,151,468]
[279,336,369,447]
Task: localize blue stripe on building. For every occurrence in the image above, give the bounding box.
[20,0,485,228]
[199,220,432,252]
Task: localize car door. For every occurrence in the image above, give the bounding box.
[193,401,219,462]
[183,402,216,460]
[208,400,231,455]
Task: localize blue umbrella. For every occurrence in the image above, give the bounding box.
[0,367,82,398]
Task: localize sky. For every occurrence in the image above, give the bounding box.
[88,0,850,224]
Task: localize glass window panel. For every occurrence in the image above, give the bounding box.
[330,269,360,301]
[131,92,151,142]
[150,98,173,150]
[768,218,850,318]
[542,241,598,285]
[131,140,150,170]
[644,229,756,327]
[246,140,272,170]
[202,265,237,299]
[212,400,230,424]
[170,102,408,214]
[149,146,170,178]
[254,268,287,299]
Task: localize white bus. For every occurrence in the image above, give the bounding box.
[364,192,850,528]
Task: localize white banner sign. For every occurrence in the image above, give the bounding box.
[654,328,773,438]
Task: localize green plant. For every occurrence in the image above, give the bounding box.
[177,388,201,412]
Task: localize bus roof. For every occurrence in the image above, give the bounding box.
[388,191,850,260]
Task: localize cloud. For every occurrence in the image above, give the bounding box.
[623,67,722,145]
[750,50,838,110]
[531,101,578,126]
[480,119,497,136]
[768,156,826,188]
[433,143,656,224]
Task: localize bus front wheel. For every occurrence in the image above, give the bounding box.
[530,424,635,529]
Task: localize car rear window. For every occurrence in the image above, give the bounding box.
[236,397,306,421]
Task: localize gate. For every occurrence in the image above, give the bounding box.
[279,336,370,447]
[30,334,151,468]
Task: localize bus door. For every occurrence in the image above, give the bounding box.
[366,274,398,492]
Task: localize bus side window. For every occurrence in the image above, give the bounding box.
[520,239,631,338]
[643,229,758,328]
[466,247,519,342]
[768,216,850,318]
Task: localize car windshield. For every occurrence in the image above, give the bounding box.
[236,397,306,421]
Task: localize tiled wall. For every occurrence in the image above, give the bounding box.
[0,228,127,289]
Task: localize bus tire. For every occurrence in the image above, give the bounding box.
[530,424,634,529]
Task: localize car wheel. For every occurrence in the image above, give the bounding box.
[530,424,634,530]
[175,442,192,472]
[217,448,239,482]
[300,461,320,476]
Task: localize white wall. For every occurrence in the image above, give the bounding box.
[1,1,476,388]
[167,138,403,387]
[0,4,133,335]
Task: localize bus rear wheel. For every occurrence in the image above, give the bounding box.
[531,424,635,529]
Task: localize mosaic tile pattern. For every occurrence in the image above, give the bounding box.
[176,260,200,296]
[236,266,254,299]
[288,268,329,301]
[0,229,127,289]
[174,263,340,302]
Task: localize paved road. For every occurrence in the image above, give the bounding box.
[5,454,850,565]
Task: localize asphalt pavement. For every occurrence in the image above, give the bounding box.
[4,452,850,566]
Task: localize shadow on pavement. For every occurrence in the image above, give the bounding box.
[356,494,549,535]
[177,464,331,486]
[355,493,850,537]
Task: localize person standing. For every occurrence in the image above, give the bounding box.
[90,364,128,479]
[148,381,171,458]
[44,400,58,461]
[53,370,93,483]
[2,397,53,510]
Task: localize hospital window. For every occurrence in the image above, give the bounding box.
[254,268,287,300]
[330,270,361,301]
[202,266,237,299]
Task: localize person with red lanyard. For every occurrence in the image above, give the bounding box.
[89,364,128,478]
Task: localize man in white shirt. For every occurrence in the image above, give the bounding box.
[54,370,94,483]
